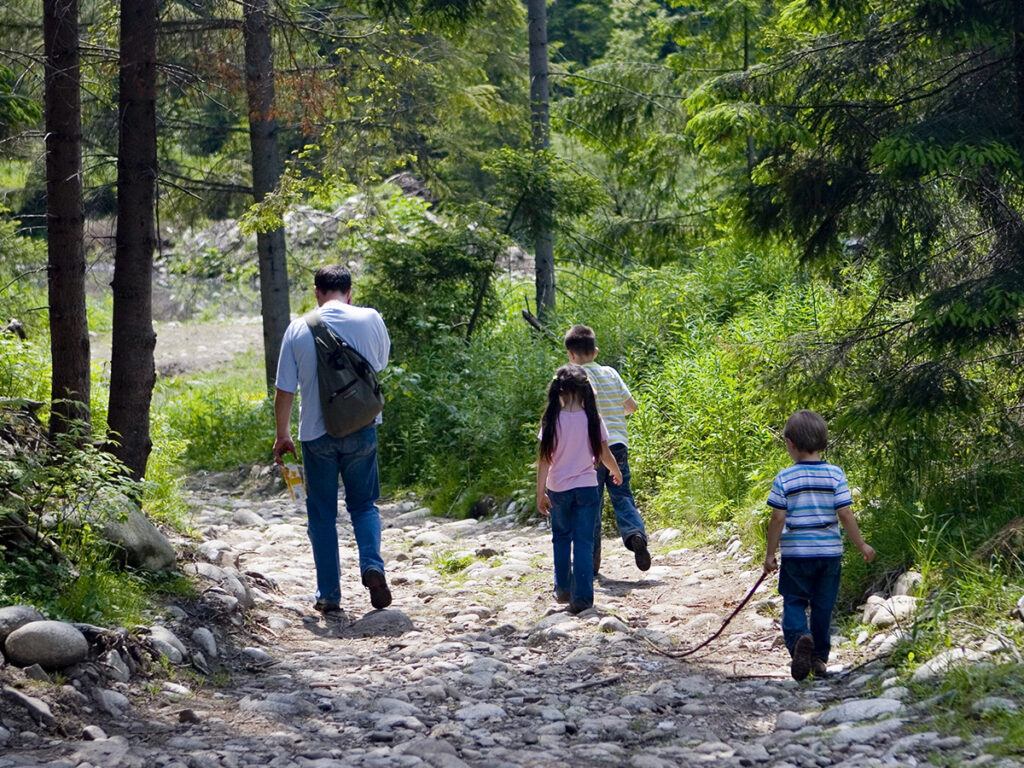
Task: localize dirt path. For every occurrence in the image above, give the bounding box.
[2,473,991,768]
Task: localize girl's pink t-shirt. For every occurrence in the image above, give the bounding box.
[545,410,608,492]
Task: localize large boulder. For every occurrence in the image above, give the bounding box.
[102,510,176,571]
[0,605,45,645]
[4,621,89,670]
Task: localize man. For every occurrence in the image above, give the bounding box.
[273,265,392,613]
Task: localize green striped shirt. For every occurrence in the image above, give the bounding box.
[582,361,632,446]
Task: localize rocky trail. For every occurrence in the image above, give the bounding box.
[0,472,1018,768]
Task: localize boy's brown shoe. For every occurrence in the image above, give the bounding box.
[811,658,829,678]
[791,634,814,681]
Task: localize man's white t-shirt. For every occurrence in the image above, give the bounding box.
[275,302,391,442]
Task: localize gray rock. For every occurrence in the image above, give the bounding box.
[0,605,45,644]
[82,725,108,740]
[455,702,506,722]
[4,620,89,669]
[191,627,218,658]
[598,616,630,634]
[22,663,50,682]
[349,610,414,637]
[149,625,187,663]
[94,687,131,716]
[911,647,987,682]
[232,508,266,527]
[829,717,904,746]
[102,510,177,571]
[818,697,904,724]
[775,711,807,730]
[1016,594,1024,621]
[99,649,131,682]
[972,696,1019,715]
[2,685,55,727]
[70,735,131,766]
[242,647,273,665]
[184,562,253,607]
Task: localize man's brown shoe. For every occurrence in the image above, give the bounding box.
[811,658,829,678]
[791,634,814,681]
[361,569,392,610]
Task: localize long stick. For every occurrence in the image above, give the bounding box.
[647,571,769,659]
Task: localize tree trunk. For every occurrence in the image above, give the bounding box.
[528,0,555,322]
[243,0,290,392]
[108,0,157,480]
[44,0,90,441]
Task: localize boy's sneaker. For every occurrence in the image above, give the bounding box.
[361,569,392,610]
[791,634,814,681]
[811,658,829,678]
[628,534,651,571]
[553,588,570,604]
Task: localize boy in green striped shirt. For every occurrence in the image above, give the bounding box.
[565,325,651,576]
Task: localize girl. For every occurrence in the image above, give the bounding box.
[537,364,622,613]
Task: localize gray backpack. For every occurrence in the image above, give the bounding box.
[304,310,383,437]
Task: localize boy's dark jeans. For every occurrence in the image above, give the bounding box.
[593,443,647,563]
[779,555,842,662]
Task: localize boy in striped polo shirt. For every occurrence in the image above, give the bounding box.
[764,410,875,680]
[564,325,650,575]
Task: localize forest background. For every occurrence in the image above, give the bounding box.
[1,0,1023,672]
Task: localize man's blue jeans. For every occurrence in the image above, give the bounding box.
[547,485,599,609]
[301,425,384,604]
[594,442,647,561]
[778,555,842,662]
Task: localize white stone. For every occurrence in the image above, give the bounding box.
[893,571,923,596]
[870,596,920,627]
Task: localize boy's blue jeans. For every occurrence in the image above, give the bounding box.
[301,426,385,604]
[594,443,647,561]
[547,485,599,609]
[778,555,842,662]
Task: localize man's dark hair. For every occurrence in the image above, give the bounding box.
[314,265,352,294]
[564,324,596,356]
[783,410,828,453]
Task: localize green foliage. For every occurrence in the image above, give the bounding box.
[359,209,509,351]
[483,147,609,242]
[431,549,475,575]
[0,422,152,625]
[377,285,560,516]
[155,362,272,471]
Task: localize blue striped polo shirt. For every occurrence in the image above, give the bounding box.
[767,461,852,558]
[582,361,632,446]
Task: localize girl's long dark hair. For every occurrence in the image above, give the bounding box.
[539,364,602,463]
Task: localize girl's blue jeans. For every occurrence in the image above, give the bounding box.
[547,485,600,609]
[778,555,842,662]
[301,426,385,604]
